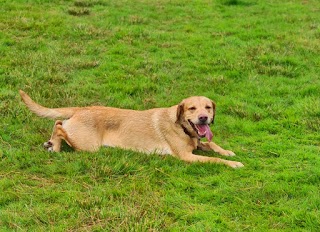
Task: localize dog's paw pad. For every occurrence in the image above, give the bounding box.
[43,141,53,149]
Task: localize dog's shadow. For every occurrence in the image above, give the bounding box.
[60,141,74,153]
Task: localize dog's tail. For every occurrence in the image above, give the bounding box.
[19,90,79,119]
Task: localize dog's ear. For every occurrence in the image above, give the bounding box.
[176,102,184,123]
[211,101,216,125]
[211,100,216,110]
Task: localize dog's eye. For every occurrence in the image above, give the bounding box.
[188,106,196,111]
[205,106,212,110]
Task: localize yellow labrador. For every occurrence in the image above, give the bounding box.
[19,90,244,168]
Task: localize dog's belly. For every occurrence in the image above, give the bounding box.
[101,108,175,155]
[102,133,173,155]
[103,144,172,155]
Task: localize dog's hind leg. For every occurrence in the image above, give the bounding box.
[44,120,71,152]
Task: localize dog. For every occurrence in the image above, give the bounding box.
[19,90,244,168]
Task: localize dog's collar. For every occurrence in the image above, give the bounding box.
[181,124,197,139]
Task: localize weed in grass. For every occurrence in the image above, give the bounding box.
[67,7,90,16]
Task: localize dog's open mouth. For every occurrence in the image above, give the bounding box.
[188,120,213,141]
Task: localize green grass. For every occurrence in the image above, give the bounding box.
[1,0,320,230]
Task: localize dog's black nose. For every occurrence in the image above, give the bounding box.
[198,115,208,123]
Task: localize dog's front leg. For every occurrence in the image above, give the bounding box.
[198,141,236,157]
[178,152,244,168]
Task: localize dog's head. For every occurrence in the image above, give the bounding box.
[176,96,216,141]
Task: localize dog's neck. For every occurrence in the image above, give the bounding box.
[181,124,198,139]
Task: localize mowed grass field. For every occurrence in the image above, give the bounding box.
[1,0,320,230]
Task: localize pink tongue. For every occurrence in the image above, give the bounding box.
[196,124,213,141]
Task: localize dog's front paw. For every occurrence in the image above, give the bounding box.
[227,161,244,168]
[220,149,236,156]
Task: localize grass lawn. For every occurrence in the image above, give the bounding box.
[1,0,320,230]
